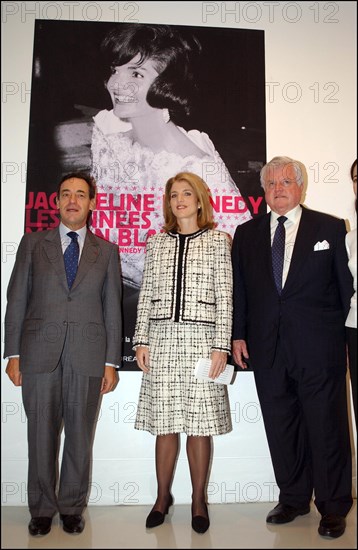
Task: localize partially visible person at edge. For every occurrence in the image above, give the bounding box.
[133,171,233,534]
[91,23,252,291]
[232,156,353,539]
[345,158,357,423]
[4,172,122,537]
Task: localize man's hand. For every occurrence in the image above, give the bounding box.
[101,366,118,394]
[232,339,250,370]
[5,357,22,386]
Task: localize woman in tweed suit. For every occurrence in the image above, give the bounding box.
[133,172,233,533]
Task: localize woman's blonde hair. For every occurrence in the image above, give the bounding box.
[163,172,216,232]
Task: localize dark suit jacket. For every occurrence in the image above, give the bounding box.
[4,228,122,376]
[232,206,353,371]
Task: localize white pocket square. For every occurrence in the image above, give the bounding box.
[314,240,330,251]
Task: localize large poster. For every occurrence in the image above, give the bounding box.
[25,20,266,369]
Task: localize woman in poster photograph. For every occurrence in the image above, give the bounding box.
[91,23,252,289]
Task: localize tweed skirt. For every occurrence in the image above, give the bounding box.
[134,321,232,436]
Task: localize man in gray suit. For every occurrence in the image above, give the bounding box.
[4,172,122,536]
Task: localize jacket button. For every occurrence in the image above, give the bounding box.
[63,321,67,325]
[67,297,72,301]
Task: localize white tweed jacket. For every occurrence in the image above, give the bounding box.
[133,229,233,353]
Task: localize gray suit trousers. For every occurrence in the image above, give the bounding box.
[22,344,102,517]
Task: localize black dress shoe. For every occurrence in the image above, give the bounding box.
[146,495,173,528]
[60,514,85,534]
[318,514,346,538]
[266,503,310,524]
[192,504,210,534]
[28,517,52,536]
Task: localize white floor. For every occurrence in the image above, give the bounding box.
[1,501,356,549]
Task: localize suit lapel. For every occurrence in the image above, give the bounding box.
[257,213,277,288]
[42,228,101,291]
[71,230,100,290]
[42,228,68,289]
[283,207,318,293]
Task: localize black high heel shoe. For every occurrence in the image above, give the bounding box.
[145,494,173,528]
[192,503,210,534]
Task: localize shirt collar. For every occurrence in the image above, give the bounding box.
[271,204,302,225]
[59,222,87,241]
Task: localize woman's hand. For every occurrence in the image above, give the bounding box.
[208,350,228,379]
[135,346,150,373]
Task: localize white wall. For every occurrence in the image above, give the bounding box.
[1,1,357,507]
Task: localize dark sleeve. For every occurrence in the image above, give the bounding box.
[334,218,354,320]
[4,234,32,357]
[231,226,247,341]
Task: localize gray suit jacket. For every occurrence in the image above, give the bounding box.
[4,228,122,376]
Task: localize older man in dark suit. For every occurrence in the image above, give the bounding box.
[232,156,353,539]
[4,173,122,536]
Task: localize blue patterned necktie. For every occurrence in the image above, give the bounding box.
[271,216,287,294]
[64,231,79,289]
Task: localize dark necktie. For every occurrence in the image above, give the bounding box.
[64,231,79,289]
[272,216,287,294]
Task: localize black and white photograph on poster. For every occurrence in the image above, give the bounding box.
[25,19,266,369]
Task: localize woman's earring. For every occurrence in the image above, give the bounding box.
[198,204,201,210]
[162,108,170,123]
